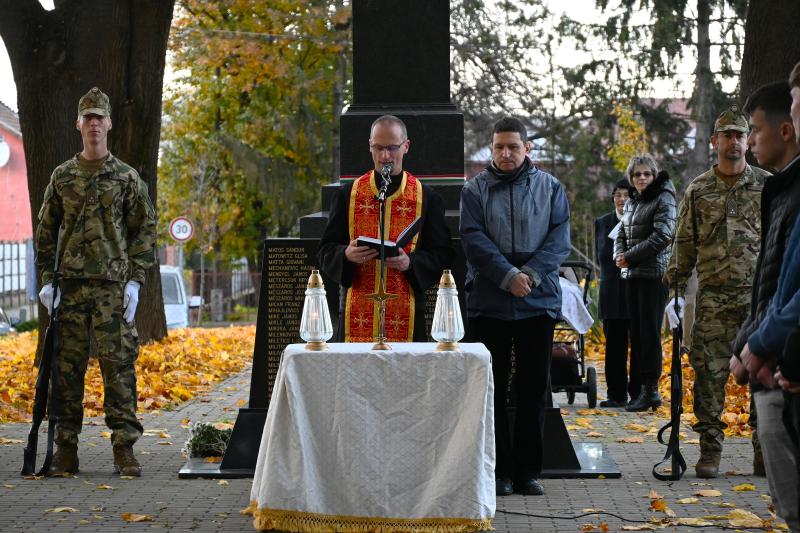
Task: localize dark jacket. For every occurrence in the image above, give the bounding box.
[749,208,800,378]
[595,211,629,320]
[460,159,571,320]
[735,156,800,359]
[614,171,677,280]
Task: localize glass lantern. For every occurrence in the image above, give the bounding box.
[299,269,333,350]
[431,269,465,351]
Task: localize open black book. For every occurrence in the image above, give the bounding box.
[357,217,422,258]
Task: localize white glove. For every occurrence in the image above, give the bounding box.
[122,281,141,324]
[38,284,61,313]
[665,297,685,329]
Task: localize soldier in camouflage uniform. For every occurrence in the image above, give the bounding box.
[35,87,157,477]
[665,106,769,478]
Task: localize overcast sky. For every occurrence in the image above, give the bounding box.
[0,0,731,114]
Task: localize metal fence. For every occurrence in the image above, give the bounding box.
[0,239,36,321]
[189,269,261,324]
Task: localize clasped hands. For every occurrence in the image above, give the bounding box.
[730,343,800,394]
[614,253,629,268]
[345,239,410,271]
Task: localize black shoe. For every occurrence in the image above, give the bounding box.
[599,399,626,408]
[626,384,662,412]
[496,477,513,496]
[515,478,544,496]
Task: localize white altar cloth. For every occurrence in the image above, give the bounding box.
[248,342,495,532]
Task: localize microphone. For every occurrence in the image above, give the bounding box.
[377,163,393,201]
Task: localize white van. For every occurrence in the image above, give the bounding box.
[160,265,189,328]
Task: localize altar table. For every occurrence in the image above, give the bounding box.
[247,342,495,532]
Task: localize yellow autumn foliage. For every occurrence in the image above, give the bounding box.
[584,334,752,437]
[0,326,255,423]
[608,104,649,173]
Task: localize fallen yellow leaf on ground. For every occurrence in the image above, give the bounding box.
[694,489,722,497]
[96,484,114,490]
[676,517,713,526]
[624,423,649,433]
[0,437,23,444]
[648,489,664,500]
[45,507,78,513]
[727,508,765,528]
[676,497,699,504]
[617,437,644,443]
[732,483,756,491]
[650,499,667,512]
[121,512,153,522]
[585,431,604,438]
[710,502,736,508]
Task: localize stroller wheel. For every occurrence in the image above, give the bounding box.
[587,366,597,408]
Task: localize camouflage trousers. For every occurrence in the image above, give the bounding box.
[53,279,142,447]
[690,288,757,454]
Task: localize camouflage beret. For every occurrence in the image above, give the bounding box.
[714,104,748,133]
[78,87,111,117]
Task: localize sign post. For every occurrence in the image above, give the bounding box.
[169,216,194,273]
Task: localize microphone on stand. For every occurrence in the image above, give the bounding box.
[380,162,393,183]
[378,163,393,200]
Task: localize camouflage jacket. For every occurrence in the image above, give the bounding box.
[35,153,156,285]
[664,164,770,293]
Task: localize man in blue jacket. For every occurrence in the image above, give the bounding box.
[460,116,571,497]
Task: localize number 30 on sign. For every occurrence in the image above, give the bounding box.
[169,216,194,243]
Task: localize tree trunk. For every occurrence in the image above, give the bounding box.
[739,0,800,102]
[0,0,175,343]
[686,0,713,185]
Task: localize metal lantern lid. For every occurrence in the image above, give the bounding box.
[307,269,324,289]
[438,269,456,289]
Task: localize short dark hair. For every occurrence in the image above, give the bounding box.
[612,179,632,196]
[743,81,792,125]
[789,62,800,90]
[492,116,527,142]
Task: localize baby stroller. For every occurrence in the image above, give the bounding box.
[550,260,597,408]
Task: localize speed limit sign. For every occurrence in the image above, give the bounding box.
[169,216,194,243]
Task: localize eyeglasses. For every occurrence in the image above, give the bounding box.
[632,171,653,178]
[369,143,405,153]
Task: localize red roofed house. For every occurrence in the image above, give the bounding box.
[0,101,31,241]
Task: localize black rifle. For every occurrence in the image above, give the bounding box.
[653,265,687,481]
[21,265,61,477]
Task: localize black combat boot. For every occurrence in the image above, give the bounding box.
[46,444,79,477]
[626,384,662,412]
[695,449,721,478]
[113,445,142,477]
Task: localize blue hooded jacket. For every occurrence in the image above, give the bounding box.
[460,159,571,320]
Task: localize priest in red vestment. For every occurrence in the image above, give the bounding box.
[318,115,453,342]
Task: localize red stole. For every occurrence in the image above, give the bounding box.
[345,171,422,342]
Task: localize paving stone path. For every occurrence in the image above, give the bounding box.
[0,362,781,532]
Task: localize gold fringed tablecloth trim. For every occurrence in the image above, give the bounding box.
[242,502,493,533]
